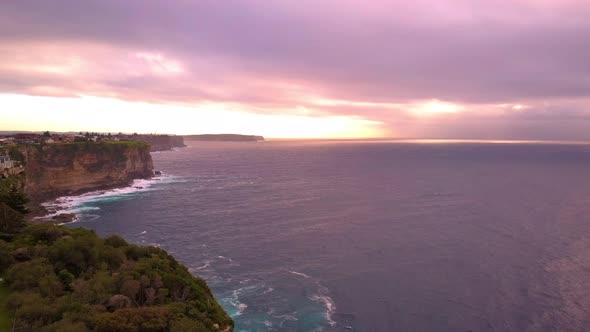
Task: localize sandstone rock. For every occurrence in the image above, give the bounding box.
[106,294,132,311]
[52,213,76,224]
[21,143,154,204]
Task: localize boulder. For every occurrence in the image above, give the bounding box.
[106,294,132,311]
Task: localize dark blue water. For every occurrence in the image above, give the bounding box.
[63,141,590,331]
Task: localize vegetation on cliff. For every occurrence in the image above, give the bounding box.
[0,174,29,215]
[0,204,233,332]
[27,140,151,153]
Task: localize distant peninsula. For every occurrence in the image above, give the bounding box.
[184,134,264,142]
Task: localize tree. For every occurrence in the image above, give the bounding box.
[1,224,233,332]
[1,185,30,214]
[43,131,51,137]
[0,240,14,272]
[0,202,26,234]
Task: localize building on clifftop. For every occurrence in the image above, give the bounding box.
[0,154,14,169]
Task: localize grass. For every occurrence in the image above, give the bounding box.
[0,282,12,332]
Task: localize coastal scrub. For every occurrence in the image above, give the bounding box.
[0,222,233,331]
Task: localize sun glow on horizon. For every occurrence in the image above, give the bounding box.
[408,99,463,116]
[0,94,385,139]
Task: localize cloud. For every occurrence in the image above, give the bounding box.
[0,0,589,138]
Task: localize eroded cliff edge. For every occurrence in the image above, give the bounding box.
[20,141,153,205]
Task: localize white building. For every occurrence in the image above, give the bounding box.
[0,155,14,169]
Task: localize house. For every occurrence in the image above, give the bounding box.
[0,155,14,169]
[14,133,42,144]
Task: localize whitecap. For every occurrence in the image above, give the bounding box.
[235,302,248,316]
[309,293,337,327]
[36,174,181,222]
[217,255,234,262]
[260,287,274,295]
[192,262,211,271]
[288,270,312,279]
[223,286,256,318]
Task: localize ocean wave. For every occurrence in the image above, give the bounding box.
[217,255,235,263]
[36,174,182,222]
[222,285,260,318]
[234,302,248,316]
[260,287,274,295]
[288,270,312,279]
[192,262,211,271]
[310,281,337,327]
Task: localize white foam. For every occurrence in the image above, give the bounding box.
[193,262,211,270]
[308,281,338,328]
[36,174,182,222]
[289,270,312,279]
[261,287,274,295]
[217,255,234,262]
[225,286,256,317]
[235,303,248,316]
[309,294,337,327]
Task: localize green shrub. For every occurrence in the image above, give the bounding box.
[0,224,232,332]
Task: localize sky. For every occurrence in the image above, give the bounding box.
[1,0,589,139]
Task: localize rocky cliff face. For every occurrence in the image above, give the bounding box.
[22,142,153,203]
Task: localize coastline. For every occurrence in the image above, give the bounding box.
[33,176,164,224]
[34,142,343,331]
[29,176,154,223]
[25,143,186,223]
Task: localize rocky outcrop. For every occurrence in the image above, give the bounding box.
[184,134,264,142]
[21,142,153,204]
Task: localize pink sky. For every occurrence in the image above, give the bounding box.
[1,0,589,139]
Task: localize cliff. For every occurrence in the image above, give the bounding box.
[136,135,186,152]
[184,134,264,142]
[20,142,153,204]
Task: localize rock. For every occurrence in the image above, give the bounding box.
[52,213,76,224]
[22,142,153,204]
[13,248,31,261]
[106,294,132,311]
[154,170,162,176]
[213,323,220,330]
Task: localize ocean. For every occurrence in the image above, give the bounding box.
[50,141,590,331]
